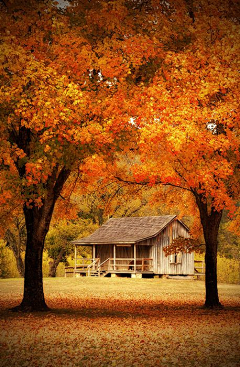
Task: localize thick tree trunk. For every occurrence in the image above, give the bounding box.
[203,215,222,308]
[194,193,223,308]
[11,126,71,311]
[12,206,50,312]
[12,167,71,312]
[19,234,48,311]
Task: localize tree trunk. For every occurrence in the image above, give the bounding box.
[48,247,66,277]
[12,167,71,312]
[4,229,25,277]
[19,232,48,311]
[194,193,223,308]
[12,206,49,312]
[15,250,25,277]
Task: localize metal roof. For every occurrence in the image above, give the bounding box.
[72,215,188,245]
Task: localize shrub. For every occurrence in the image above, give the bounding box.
[0,241,20,278]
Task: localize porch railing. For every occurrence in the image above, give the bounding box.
[98,258,153,272]
[194,260,205,276]
[75,258,100,272]
[87,258,100,276]
[65,257,153,277]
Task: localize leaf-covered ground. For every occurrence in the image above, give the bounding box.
[0,278,239,367]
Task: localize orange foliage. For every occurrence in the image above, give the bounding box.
[124,0,240,221]
[0,0,147,207]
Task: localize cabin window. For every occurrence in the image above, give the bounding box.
[169,252,182,264]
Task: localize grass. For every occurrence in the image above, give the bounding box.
[0,277,239,367]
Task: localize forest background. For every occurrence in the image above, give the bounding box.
[0,180,239,284]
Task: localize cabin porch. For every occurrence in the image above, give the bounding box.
[65,243,154,277]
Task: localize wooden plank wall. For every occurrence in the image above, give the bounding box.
[151,220,194,275]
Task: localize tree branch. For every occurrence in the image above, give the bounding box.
[115,176,192,192]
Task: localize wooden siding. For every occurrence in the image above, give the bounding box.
[151,219,194,275]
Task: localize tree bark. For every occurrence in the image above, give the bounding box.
[18,225,48,311]
[48,247,66,277]
[12,167,71,312]
[4,229,25,277]
[194,192,223,308]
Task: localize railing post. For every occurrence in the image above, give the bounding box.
[93,244,96,270]
[113,245,116,271]
[134,244,136,272]
[74,245,77,274]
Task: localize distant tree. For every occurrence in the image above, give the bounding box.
[75,179,155,225]
[4,218,26,277]
[45,219,97,277]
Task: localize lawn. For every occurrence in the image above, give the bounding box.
[0,277,239,367]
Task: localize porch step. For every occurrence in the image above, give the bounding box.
[90,272,100,277]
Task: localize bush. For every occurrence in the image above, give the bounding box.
[0,241,20,278]
[217,256,240,284]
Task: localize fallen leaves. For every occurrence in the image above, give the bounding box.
[0,278,239,366]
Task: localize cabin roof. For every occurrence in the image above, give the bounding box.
[72,215,188,245]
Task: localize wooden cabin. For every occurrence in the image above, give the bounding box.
[67,215,196,278]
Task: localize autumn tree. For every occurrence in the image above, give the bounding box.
[118,0,240,308]
[0,0,176,311]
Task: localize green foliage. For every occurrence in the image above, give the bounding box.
[195,253,240,284]
[0,240,20,278]
[217,256,240,284]
[218,212,240,259]
[45,219,97,263]
[44,219,97,277]
[42,253,75,277]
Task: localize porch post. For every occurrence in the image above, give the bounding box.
[74,245,77,271]
[134,243,136,272]
[93,244,96,270]
[113,244,116,271]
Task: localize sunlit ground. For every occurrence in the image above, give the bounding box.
[0,277,239,367]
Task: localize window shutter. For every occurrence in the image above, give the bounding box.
[169,254,176,263]
[177,252,182,263]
